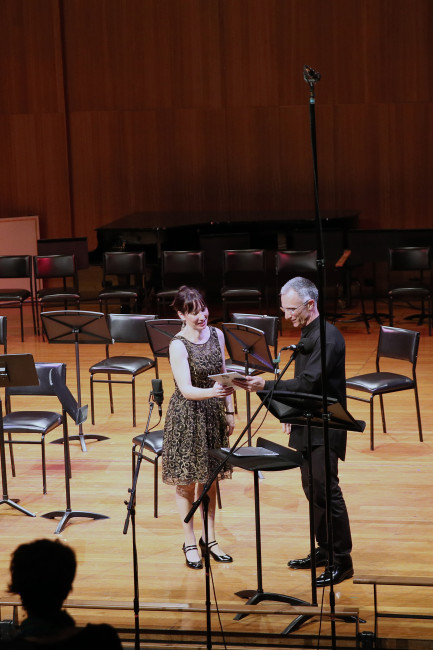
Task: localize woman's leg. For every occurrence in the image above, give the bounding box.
[199,481,230,558]
[175,483,200,563]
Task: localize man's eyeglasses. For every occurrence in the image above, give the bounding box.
[280,300,310,315]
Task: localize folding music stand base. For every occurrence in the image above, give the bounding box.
[41,508,109,535]
[41,366,110,534]
[0,496,36,517]
[51,431,109,449]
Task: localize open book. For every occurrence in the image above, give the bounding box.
[208,371,246,390]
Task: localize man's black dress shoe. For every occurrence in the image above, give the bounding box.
[316,562,354,587]
[288,548,327,569]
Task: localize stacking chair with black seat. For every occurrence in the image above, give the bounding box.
[387,246,432,336]
[221,249,265,321]
[144,318,183,377]
[155,251,204,316]
[346,326,422,451]
[3,362,65,494]
[33,254,80,334]
[89,313,158,427]
[0,255,36,341]
[275,250,317,331]
[98,251,146,314]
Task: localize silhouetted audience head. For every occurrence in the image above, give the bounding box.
[8,539,76,617]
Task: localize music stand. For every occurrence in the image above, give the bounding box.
[41,368,109,534]
[258,389,365,634]
[41,311,112,452]
[145,319,182,354]
[0,354,38,517]
[223,323,276,443]
[210,438,307,627]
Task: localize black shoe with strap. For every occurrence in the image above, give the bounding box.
[182,543,203,570]
[199,537,233,563]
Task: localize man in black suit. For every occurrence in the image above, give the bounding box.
[233,276,353,587]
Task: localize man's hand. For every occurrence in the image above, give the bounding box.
[232,375,266,392]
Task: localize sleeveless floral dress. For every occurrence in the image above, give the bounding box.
[162,327,232,485]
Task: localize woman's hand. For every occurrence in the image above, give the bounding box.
[225,413,235,435]
[211,382,234,398]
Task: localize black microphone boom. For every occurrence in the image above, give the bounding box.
[278,339,314,357]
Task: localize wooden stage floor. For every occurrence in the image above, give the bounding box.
[0,302,433,649]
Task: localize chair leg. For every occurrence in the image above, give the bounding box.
[369,398,375,451]
[379,394,386,432]
[132,377,136,427]
[8,434,16,476]
[90,375,95,425]
[30,296,37,335]
[154,455,159,518]
[389,297,394,327]
[108,373,114,413]
[41,437,47,494]
[413,384,423,442]
[19,301,24,342]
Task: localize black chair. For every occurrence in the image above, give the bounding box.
[346,326,422,450]
[33,254,80,334]
[155,251,204,316]
[275,249,369,333]
[144,318,183,378]
[275,249,317,331]
[132,430,164,518]
[3,362,65,494]
[221,249,265,321]
[98,251,146,314]
[89,313,158,427]
[0,255,36,341]
[387,246,432,336]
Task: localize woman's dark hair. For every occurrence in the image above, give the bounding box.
[171,285,206,315]
[8,538,77,616]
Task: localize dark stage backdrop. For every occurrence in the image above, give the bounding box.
[0,0,432,251]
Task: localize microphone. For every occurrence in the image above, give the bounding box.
[151,379,164,416]
[275,339,315,363]
[303,64,321,84]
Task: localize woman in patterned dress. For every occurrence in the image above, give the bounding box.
[162,286,235,569]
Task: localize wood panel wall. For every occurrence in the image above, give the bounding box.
[0,0,432,250]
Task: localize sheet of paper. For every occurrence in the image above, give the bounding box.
[208,371,246,390]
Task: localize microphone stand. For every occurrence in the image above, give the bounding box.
[304,63,338,649]
[184,350,298,650]
[123,390,158,650]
